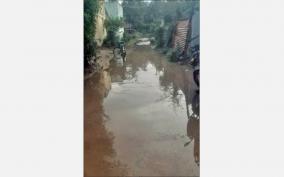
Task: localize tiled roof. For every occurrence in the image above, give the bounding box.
[173,20,190,53]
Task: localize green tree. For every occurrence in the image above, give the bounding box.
[84,0,99,67]
[104,18,123,47]
[155,27,165,48]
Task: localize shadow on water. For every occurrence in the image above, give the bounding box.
[148,47,200,167]
[84,46,199,176]
[84,71,129,176]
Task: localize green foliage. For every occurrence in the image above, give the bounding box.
[103,18,124,47]
[123,32,132,43]
[105,18,123,32]
[84,0,99,66]
[164,14,173,24]
[122,1,156,34]
[170,50,178,62]
[176,7,183,20]
[155,27,165,48]
[122,0,198,41]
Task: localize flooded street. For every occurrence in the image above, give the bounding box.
[84,46,199,176]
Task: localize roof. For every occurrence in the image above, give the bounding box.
[173,20,190,53]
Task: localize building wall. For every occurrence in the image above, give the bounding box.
[95,1,107,47]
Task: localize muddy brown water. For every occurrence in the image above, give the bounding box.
[84,46,199,176]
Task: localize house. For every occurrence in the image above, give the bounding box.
[105,0,124,41]
[95,0,107,47]
[171,6,199,59]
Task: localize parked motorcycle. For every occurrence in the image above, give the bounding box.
[190,45,200,87]
[189,45,199,67]
[120,42,126,62]
[113,41,126,62]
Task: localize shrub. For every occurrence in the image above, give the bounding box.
[155,27,165,48]
[104,18,123,47]
[84,0,99,66]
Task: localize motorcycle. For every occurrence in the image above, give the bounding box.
[190,45,200,87]
[190,45,199,67]
[113,41,126,62]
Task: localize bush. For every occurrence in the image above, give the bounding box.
[123,32,132,43]
[103,18,123,47]
[155,27,165,48]
[170,50,178,62]
[84,0,99,66]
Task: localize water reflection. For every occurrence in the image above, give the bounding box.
[109,46,200,170]
[84,46,199,176]
[84,71,129,176]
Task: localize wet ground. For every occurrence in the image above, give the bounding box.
[84,46,199,176]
